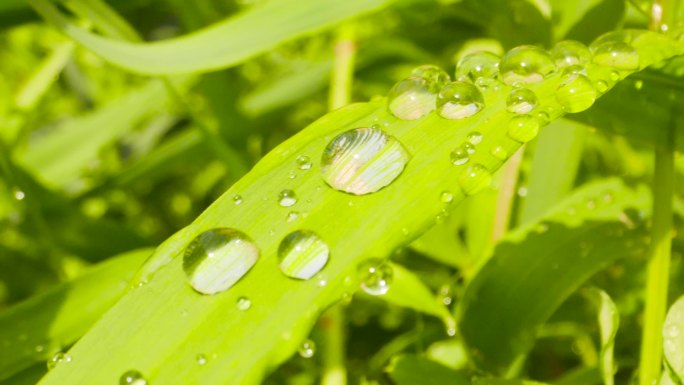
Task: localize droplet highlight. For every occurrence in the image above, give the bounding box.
[278,189,297,207]
[236,296,252,311]
[456,51,500,82]
[47,352,71,370]
[450,147,469,166]
[298,339,316,358]
[183,228,260,295]
[296,155,312,170]
[278,230,329,280]
[357,258,393,295]
[321,127,410,195]
[550,40,590,68]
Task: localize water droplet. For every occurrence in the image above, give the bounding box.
[357,258,393,295]
[490,145,508,160]
[595,80,609,93]
[463,142,476,155]
[500,45,555,85]
[411,65,451,91]
[440,191,454,203]
[436,81,484,120]
[590,32,639,70]
[296,155,312,170]
[35,344,45,353]
[506,88,537,114]
[550,40,590,68]
[286,211,299,222]
[388,77,436,120]
[321,127,410,195]
[450,147,469,166]
[467,131,483,145]
[458,164,492,195]
[298,339,316,358]
[236,296,252,311]
[47,352,71,370]
[664,324,680,338]
[278,230,329,280]
[278,189,297,207]
[120,370,147,385]
[196,353,208,365]
[183,229,260,295]
[556,74,597,113]
[507,115,540,143]
[13,189,25,201]
[455,51,500,82]
[232,195,243,205]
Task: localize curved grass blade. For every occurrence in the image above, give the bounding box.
[583,287,619,385]
[27,0,390,75]
[0,248,151,380]
[458,179,650,373]
[663,295,684,383]
[38,31,684,385]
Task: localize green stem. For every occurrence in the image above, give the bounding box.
[321,25,356,385]
[491,147,524,242]
[639,3,677,385]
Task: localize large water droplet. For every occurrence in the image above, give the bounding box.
[456,51,500,83]
[411,65,451,91]
[278,189,297,207]
[357,258,393,295]
[388,77,436,120]
[506,88,537,114]
[436,81,484,120]
[321,127,410,195]
[183,229,260,295]
[550,40,590,68]
[298,339,316,358]
[507,115,540,143]
[556,74,597,113]
[47,352,71,370]
[450,147,469,166]
[120,370,147,385]
[278,230,329,280]
[500,45,555,85]
[590,32,639,70]
[296,155,312,170]
[458,164,492,195]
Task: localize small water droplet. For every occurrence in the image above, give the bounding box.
[490,145,508,160]
[550,40,590,68]
[440,191,454,203]
[463,142,476,155]
[13,189,25,201]
[556,74,597,113]
[467,131,483,145]
[278,189,297,207]
[278,230,329,280]
[286,211,299,222]
[590,32,639,70]
[298,339,316,358]
[388,77,436,120]
[296,155,312,170]
[357,258,393,295]
[236,296,252,311]
[507,115,540,143]
[455,51,500,82]
[506,88,537,114]
[436,81,484,120]
[500,45,555,85]
[232,195,243,205]
[35,344,45,353]
[183,229,260,295]
[595,80,609,93]
[196,353,208,365]
[120,370,147,385]
[47,352,71,370]
[458,164,492,195]
[450,147,469,166]
[321,127,410,195]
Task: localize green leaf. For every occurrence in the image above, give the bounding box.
[386,355,470,385]
[550,0,625,43]
[473,378,550,385]
[458,179,650,373]
[28,0,391,75]
[583,287,619,385]
[0,248,150,381]
[663,295,684,384]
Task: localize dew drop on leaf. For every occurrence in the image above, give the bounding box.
[590,32,639,70]
[463,142,476,155]
[298,339,316,358]
[440,191,454,203]
[278,230,329,280]
[467,131,483,145]
[278,189,297,207]
[595,79,609,93]
[286,211,299,222]
[490,145,509,161]
[500,45,555,85]
[183,228,260,295]
[556,74,597,113]
[232,195,243,205]
[387,77,437,120]
[436,81,484,120]
[506,88,537,114]
[296,155,312,170]
[450,147,469,166]
[410,64,451,91]
[357,258,393,295]
[196,353,208,365]
[550,40,590,68]
[321,127,410,195]
[236,296,252,311]
[458,164,492,195]
[455,51,500,82]
[120,370,147,385]
[47,352,71,370]
[507,115,540,143]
